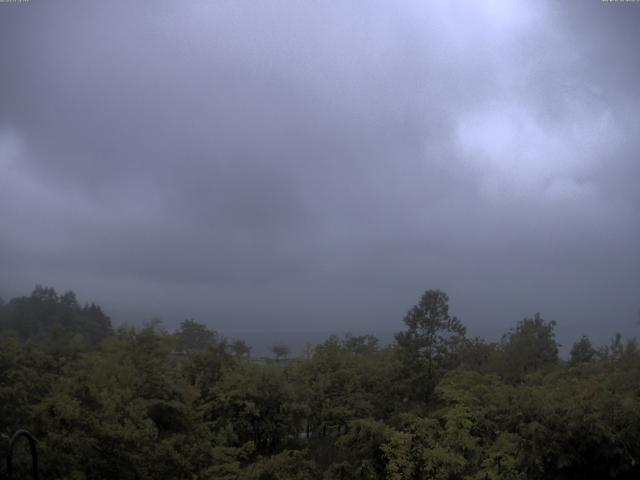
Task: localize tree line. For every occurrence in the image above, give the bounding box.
[1,286,639,479]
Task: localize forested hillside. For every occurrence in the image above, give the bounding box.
[1,287,639,479]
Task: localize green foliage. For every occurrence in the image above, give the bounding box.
[294,334,396,443]
[328,418,390,479]
[231,339,252,358]
[1,286,640,479]
[0,285,112,351]
[208,362,305,454]
[271,344,290,361]
[33,325,212,479]
[458,336,498,372]
[341,333,380,355]
[247,449,316,480]
[174,318,219,353]
[498,313,559,383]
[570,335,597,365]
[0,338,64,433]
[181,341,235,399]
[395,290,466,402]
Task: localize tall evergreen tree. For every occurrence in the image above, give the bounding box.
[395,290,466,402]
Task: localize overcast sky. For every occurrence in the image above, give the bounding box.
[1,1,638,341]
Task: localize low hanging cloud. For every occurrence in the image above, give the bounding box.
[0,0,638,339]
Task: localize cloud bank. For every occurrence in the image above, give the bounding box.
[1,0,638,339]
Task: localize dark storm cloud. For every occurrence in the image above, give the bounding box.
[1,1,638,339]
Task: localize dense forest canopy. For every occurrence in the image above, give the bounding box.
[1,286,639,479]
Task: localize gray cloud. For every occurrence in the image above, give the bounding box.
[1,0,638,342]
